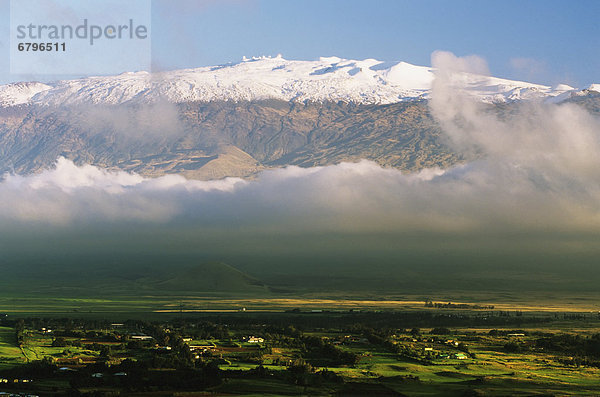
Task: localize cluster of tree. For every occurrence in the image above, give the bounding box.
[147,352,200,370]
[359,327,428,362]
[425,301,495,310]
[226,361,343,388]
[0,357,57,379]
[146,325,196,367]
[535,333,600,358]
[68,359,222,392]
[301,336,359,367]
[503,341,530,353]
[430,327,453,335]
[284,359,342,386]
[179,321,230,340]
[51,337,69,347]
[488,329,527,336]
[501,333,600,362]
[128,310,553,332]
[15,319,24,347]
[557,356,600,368]
[17,318,115,332]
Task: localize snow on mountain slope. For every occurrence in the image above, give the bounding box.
[0,81,52,107]
[585,84,600,93]
[0,55,588,107]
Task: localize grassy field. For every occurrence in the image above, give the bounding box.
[19,331,100,364]
[2,291,600,319]
[0,326,25,369]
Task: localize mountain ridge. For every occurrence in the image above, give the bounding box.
[0,100,460,178]
[0,55,592,108]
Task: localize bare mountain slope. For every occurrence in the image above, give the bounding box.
[0,100,460,178]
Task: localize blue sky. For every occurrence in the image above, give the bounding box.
[0,0,598,86]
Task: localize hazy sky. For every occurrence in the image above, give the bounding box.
[0,0,598,86]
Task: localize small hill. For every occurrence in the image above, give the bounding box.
[0,260,270,297]
[135,262,269,294]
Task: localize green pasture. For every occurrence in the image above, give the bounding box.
[0,326,25,369]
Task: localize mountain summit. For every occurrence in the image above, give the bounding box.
[0,56,583,108]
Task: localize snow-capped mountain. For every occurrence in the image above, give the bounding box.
[0,55,590,107]
[0,55,599,181]
[0,81,52,107]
